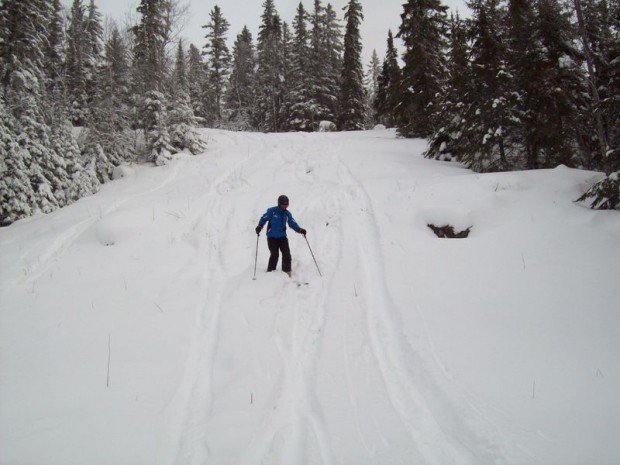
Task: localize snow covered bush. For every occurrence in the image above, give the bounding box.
[112,165,134,180]
[318,121,337,132]
[578,171,620,210]
[142,91,176,166]
[168,93,206,155]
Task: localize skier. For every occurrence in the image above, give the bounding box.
[255,195,306,276]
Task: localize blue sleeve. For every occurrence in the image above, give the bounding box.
[258,208,273,228]
[287,211,301,233]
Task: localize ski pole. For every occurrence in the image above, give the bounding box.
[304,235,322,277]
[253,233,259,280]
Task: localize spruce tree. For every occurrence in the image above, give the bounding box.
[187,43,209,122]
[225,27,256,129]
[86,24,135,179]
[463,0,515,170]
[65,0,89,125]
[132,0,171,162]
[397,0,449,137]
[255,0,284,132]
[425,13,471,163]
[307,0,335,124]
[575,0,620,208]
[132,0,168,97]
[534,0,585,167]
[169,40,205,154]
[84,0,103,101]
[0,95,35,225]
[338,0,365,130]
[286,3,314,131]
[322,3,344,122]
[279,21,295,131]
[145,90,175,165]
[374,30,401,127]
[427,0,517,171]
[203,5,231,122]
[364,49,381,127]
[46,0,65,93]
[505,0,546,168]
[0,0,74,214]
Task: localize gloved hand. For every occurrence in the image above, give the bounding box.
[255,226,262,235]
[299,228,307,236]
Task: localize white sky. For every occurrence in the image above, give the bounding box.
[66,0,469,64]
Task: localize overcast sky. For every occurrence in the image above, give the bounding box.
[67,0,469,64]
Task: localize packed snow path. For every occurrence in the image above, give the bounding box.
[1,130,619,465]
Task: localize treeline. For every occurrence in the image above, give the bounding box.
[373,0,619,209]
[0,0,376,226]
[2,0,617,227]
[0,0,205,226]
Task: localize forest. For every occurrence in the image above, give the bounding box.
[1,0,618,227]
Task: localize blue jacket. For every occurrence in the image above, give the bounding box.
[258,206,301,238]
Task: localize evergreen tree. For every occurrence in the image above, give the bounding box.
[103,25,132,117]
[307,0,335,124]
[0,95,35,225]
[203,5,231,121]
[169,40,205,154]
[374,30,401,127]
[464,0,515,170]
[144,90,174,165]
[505,0,546,168]
[576,0,620,208]
[132,0,168,97]
[534,0,585,167]
[426,1,517,171]
[397,0,449,137]
[84,0,104,101]
[65,0,89,125]
[279,21,295,130]
[86,24,135,180]
[306,1,343,125]
[46,0,65,92]
[364,49,381,126]
[0,0,74,214]
[425,13,472,162]
[225,27,256,129]
[187,43,209,122]
[175,39,188,94]
[255,0,284,132]
[132,0,170,161]
[322,3,344,122]
[286,3,314,131]
[338,0,365,130]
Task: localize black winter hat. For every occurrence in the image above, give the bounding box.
[278,194,289,205]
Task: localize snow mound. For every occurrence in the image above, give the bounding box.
[93,208,147,246]
[112,165,135,180]
[318,120,336,132]
[373,124,387,130]
[94,220,117,246]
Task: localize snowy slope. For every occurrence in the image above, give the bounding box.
[1,129,619,465]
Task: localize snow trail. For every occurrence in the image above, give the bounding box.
[164,132,508,464]
[3,129,618,465]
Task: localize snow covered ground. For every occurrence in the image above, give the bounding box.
[1,129,619,465]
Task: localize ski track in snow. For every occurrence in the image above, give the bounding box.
[334,155,479,464]
[159,132,518,465]
[165,135,341,465]
[9,130,609,464]
[2,155,188,289]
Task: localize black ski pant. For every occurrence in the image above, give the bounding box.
[267,237,291,272]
